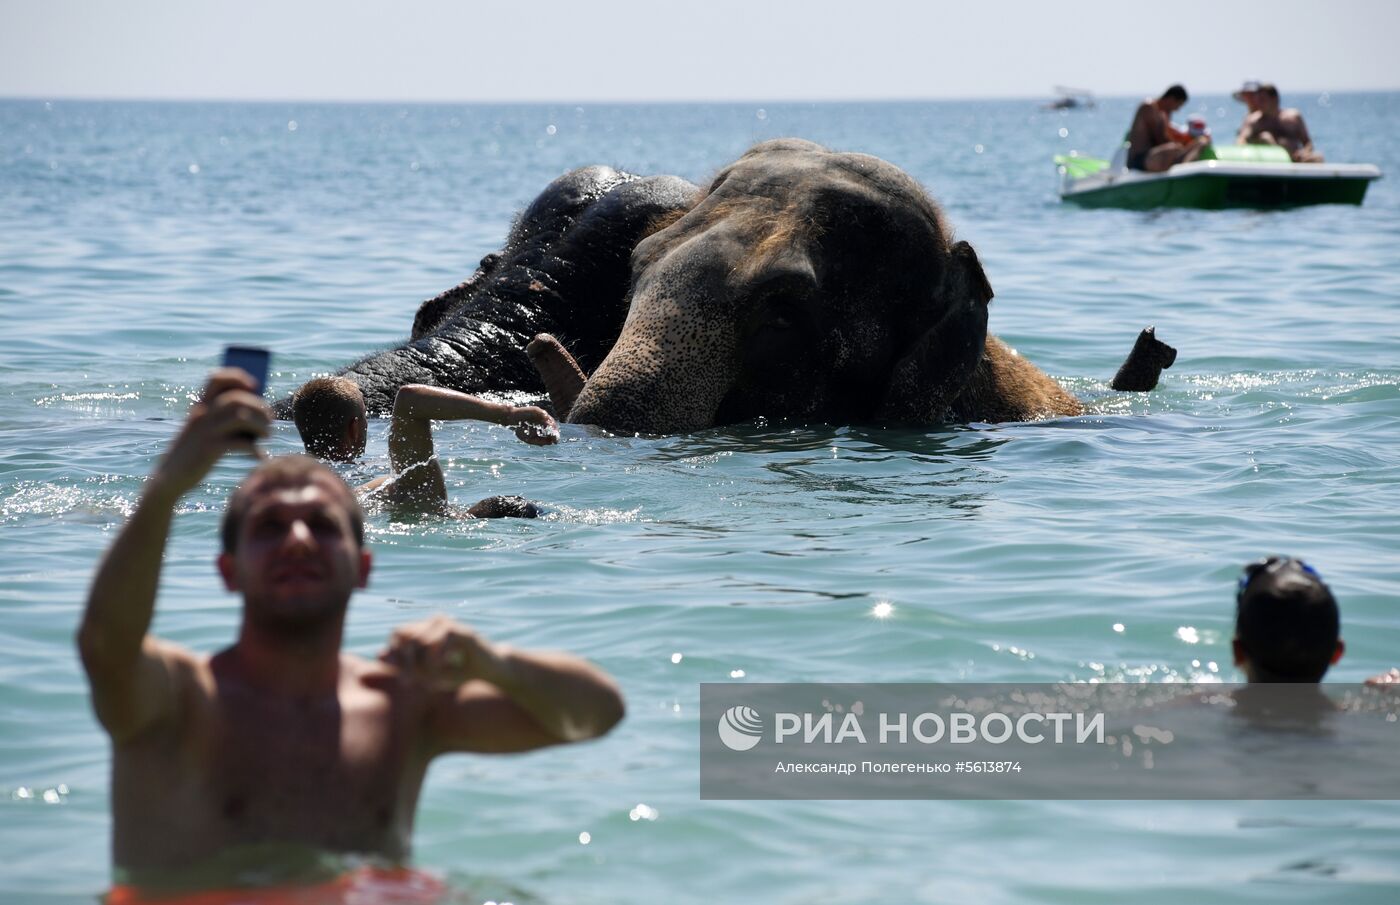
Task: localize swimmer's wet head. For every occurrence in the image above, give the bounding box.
[293,376,368,462]
[1233,557,1344,683]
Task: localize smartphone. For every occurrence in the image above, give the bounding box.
[222,346,271,395]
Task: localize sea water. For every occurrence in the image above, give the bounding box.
[1,94,1398,903]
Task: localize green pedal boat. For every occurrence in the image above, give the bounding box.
[1055,144,1382,210]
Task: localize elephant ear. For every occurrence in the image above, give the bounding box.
[411,253,501,340]
[875,240,992,423]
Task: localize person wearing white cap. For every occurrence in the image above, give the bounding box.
[1232,80,1262,116]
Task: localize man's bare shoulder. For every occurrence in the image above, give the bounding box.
[107,638,211,747]
[341,652,433,710]
[144,635,205,667]
[342,651,396,688]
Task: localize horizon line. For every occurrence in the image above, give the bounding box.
[4,87,1396,107]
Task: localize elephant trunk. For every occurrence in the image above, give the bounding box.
[567,303,738,434]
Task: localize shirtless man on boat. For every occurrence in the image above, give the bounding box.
[1126,84,1209,172]
[1238,83,1324,163]
[78,368,623,886]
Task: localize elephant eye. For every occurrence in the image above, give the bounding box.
[749,269,816,335]
[757,295,802,332]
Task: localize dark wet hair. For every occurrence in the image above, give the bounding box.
[292,376,366,461]
[221,454,365,553]
[1162,85,1188,103]
[1235,557,1339,682]
[1258,83,1279,101]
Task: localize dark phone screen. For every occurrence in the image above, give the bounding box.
[221,346,270,395]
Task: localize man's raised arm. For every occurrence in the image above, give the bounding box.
[379,616,624,754]
[77,369,269,743]
[1236,111,1262,144]
[383,385,557,509]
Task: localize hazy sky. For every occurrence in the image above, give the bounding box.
[3,0,1398,102]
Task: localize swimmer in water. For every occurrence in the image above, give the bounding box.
[1233,556,1344,683]
[78,368,623,884]
[292,375,557,517]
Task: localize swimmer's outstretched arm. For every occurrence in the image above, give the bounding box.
[77,369,269,743]
[379,615,624,753]
[384,385,557,509]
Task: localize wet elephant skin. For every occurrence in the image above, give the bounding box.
[273,166,698,417]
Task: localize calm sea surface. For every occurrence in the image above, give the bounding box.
[2,95,1399,903]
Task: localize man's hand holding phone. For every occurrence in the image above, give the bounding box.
[219,345,272,445]
[150,361,273,502]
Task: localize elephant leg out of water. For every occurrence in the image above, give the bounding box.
[1109,327,1178,392]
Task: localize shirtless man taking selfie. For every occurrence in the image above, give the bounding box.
[77,368,623,883]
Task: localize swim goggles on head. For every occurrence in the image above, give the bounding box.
[1237,556,1322,603]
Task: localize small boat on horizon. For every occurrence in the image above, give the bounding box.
[1055,143,1382,210]
[1044,85,1096,111]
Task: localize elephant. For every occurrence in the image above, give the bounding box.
[288,140,1174,431]
[274,165,699,417]
[547,139,1174,433]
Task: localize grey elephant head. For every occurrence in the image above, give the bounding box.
[565,140,994,433]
